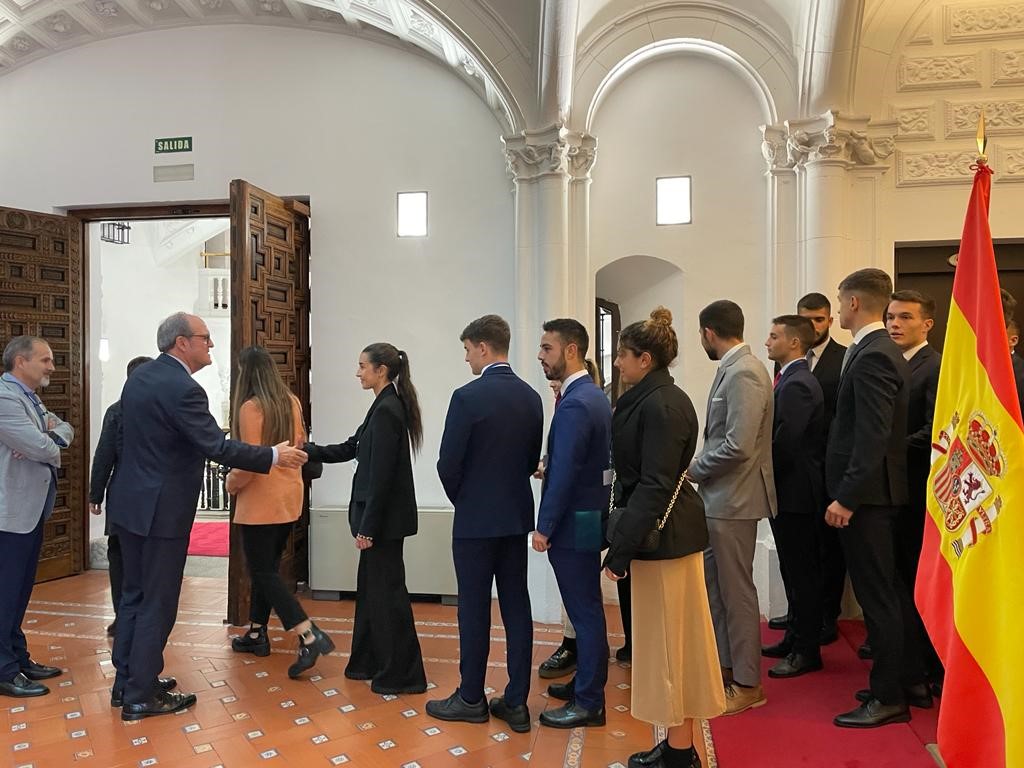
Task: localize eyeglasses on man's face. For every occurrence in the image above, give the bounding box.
[184,333,213,345]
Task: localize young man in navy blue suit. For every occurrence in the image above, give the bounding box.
[532,319,612,728]
[428,315,543,733]
[762,315,826,679]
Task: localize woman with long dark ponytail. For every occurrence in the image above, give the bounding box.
[304,342,427,694]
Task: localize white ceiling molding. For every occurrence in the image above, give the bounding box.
[0,0,524,133]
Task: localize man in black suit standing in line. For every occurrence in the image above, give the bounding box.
[107,312,308,721]
[826,269,928,729]
[428,315,544,732]
[886,290,942,695]
[762,315,826,679]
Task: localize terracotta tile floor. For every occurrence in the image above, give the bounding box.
[2,572,714,768]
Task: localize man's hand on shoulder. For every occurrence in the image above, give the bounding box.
[275,441,309,469]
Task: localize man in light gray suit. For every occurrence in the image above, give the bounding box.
[0,336,75,698]
[688,300,777,715]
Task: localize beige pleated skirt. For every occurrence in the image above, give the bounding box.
[630,554,727,726]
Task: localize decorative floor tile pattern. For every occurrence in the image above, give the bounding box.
[1,572,713,767]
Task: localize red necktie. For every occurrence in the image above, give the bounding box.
[773,371,781,389]
[555,391,562,407]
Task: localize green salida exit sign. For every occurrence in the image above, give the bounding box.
[155,136,193,154]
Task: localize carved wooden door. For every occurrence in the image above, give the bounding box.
[227,181,311,626]
[0,206,86,582]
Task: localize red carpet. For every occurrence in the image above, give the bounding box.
[709,620,939,768]
[187,521,229,557]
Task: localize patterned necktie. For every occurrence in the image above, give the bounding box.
[27,391,48,429]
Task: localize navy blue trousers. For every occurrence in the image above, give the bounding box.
[0,512,45,681]
[453,535,532,707]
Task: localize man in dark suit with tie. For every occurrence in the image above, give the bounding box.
[532,319,612,728]
[762,316,825,679]
[796,292,847,645]
[428,315,543,732]
[886,290,943,692]
[107,312,307,720]
[826,269,928,728]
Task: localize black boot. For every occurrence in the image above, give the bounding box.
[288,623,335,679]
[232,624,270,657]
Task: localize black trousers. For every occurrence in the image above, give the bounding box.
[770,512,823,657]
[347,539,426,692]
[111,524,189,705]
[453,535,532,707]
[894,504,944,681]
[108,533,123,615]
[240,522,308,630]
[819,515,847,625]
[0,512,45,681]
[616,575,632,647]
[839,504,926,704]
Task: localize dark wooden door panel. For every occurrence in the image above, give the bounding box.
[227,181,311,626]
[0,206,85,582]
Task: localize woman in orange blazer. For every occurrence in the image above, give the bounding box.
[225,346,334,678]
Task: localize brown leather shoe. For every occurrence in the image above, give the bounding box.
[724,683,766,715]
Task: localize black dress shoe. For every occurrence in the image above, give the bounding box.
[232,624,270,657]
[761,639,793,658]
[121,690,197,721]
[287,623,335,679]
[0,672,49,698]
[548,676,575,702]
[20,660,61,680]
[768,653,823,679]
[489,696,531,733]
[425,690,489,723]
[628,739,701,768]
[856,683,932,709]
[767,614,791,631]
[538,702,605,729]
[538,646,577,679]
[819,622,839,645]
[111,677,178,707]
[857,642,874,659]
[834,697,910,728]
[615,644,632,662]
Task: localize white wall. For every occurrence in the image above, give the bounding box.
[0,25,514,518]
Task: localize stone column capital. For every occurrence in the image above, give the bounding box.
[502,123,593,182]
[761,111,897,172]
[566,131,597,181]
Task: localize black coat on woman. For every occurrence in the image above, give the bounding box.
[305,384,417,540]
[603,368,708,576]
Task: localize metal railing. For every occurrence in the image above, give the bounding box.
[198,459,229,512]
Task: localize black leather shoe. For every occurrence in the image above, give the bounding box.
[489,696,530,733]
[857,642,873,659]
[112,677,177,707]
[856,683,932,709]
[768,653,823,679]
[819,622,839,645]
[287,623,335,679]
[761,639,793,658]
[426,690,489,724]
[767,614,791,631]
[121,690,197,721]
[538,646,577,679]
[538,702,605,729]
[20,660,61,680]
[615,644,632,662]
[628,740,701,768]
[834,698,910,728]
[548,676,575,702]
[232,624,270,657]
[0,672,49,698]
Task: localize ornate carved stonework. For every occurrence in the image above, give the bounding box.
[893,105,935,140]
[896,150,977,186]
[995,146,1024,181]
[409,10,435,38]
[898,54,980,91]
[762,112,897,171]
[504,141,568,179]
[993,49,1024,85]
[567,134,597,180]
[946,2,1024,42]
[946,99,1024,137]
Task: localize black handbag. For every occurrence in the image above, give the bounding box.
[606,469,688,554]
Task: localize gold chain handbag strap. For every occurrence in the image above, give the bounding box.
[609,468,689,530]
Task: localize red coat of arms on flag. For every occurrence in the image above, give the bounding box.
[931,410,1006,557]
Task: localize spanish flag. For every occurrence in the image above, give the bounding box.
[916,159,1024,767]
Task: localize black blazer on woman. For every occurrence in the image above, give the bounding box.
[305,385,417,540]
[602,368,708,575]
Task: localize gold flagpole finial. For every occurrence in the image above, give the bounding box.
[977,110,988,163]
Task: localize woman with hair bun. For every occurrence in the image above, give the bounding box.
[603,308,725,768]
[304,343,427,695]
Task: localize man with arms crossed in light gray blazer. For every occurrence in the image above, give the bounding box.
[0,336,75,698]
[688,300,777,716]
